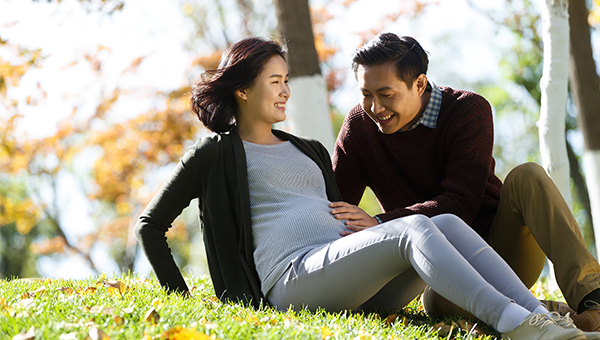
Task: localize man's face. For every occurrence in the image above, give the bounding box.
[356,62,425,134]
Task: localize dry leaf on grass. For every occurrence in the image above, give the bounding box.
[20,286,47,299]
[201,296,220,309]
[89,306,116,315]
[162,326,217,340]
[144,307,160,324]
[12,327,35,340]
[431,321,460,337]
[0,297,15,317]
[87,327,110,340]
[99,280,127,295]
[457,319,487,337]
[113,315,124,325]
[384,314,397,325]
[57,287,74,294]
[59,332,78,340]
[17,298,34,309]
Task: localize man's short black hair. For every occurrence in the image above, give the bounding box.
[352,33,429,87]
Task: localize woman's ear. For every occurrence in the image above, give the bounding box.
[235,88,247,101]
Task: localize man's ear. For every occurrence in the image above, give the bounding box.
[235,88,247,100]
[416,74,428,96]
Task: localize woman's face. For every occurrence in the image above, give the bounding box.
[241,55,290,126]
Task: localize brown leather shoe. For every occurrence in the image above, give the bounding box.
[572,301,600,333]
[548,311,600,340]
[542,300,600,333]
[542,300,576,314]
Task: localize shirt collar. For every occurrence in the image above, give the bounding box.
[405,81,442,131]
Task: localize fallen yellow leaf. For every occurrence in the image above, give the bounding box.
[88,326,110,340]
[113,315,124,325]
[12,326,36,340]
[21,286,47,299]
[384,314,397,326]
[59,332,78,340]
[162,326,217,340]
[144,307,160,324]
[89,306,116,315]
[57,287,74,294]
[321,326,333,339]
[101,280,127,294]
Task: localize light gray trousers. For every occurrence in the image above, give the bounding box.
[266,214,542,328]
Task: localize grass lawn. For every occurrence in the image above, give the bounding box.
[0,274,564,340]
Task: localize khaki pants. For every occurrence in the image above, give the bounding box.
[422,162,600,320]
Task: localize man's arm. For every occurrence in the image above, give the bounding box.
[332,110,369,206]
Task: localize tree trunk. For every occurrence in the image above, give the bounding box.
[539,0,572,205]
[569,0,600,258]
[273,0,335,152]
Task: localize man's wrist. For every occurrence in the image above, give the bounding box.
[374,216,383,224]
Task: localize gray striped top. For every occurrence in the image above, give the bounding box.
[243,140,346,295]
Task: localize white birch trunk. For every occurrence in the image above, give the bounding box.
[583,152,600,259]
[277,74,335,153]
[539,0,572,206]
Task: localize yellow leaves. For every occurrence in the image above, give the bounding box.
[431,320,459,337]
[94,278,136,296]
[590,0,600,26]
[31,236,66,255]
[144,307,161,325]
[12,326,36,340]
[321,326,335,339]
[161,326,216,340]
[191,51,223,71]
[87,327,111,340]
[0,195,41,234]
[0,59,29,94]
[100,279,127,294]
[21,286,47,299]
[0,296,16,317]
[182,3,194,16]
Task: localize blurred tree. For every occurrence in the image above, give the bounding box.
[538,0,571,203]
[273,0,335,152]
[467,0,598,252]
[0,178,40,279]
[0,1,200,276]
[569,0,600,258]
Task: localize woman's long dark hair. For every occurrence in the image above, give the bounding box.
[190,37,287,133]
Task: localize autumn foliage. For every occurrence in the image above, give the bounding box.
[0,0,373,278]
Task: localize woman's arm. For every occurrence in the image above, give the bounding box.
[135,147,201,294]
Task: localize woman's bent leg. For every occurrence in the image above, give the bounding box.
[430,214,542,312]
[267,215,511,328]
[358,268,425,313]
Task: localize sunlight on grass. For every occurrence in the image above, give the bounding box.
[0,273,563,339]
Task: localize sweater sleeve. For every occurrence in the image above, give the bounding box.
[134,145,202,293]
[377,93,495,225]
[332,108,369,206]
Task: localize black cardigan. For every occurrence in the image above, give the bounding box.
[135,128,343,307]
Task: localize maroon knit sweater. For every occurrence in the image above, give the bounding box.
[332,86,503,237]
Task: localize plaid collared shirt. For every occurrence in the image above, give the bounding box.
[405,81,442,131]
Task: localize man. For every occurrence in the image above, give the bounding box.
[330,32,600,332]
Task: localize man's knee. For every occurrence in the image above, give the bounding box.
[506,162,547,182]
[504,162,557,194]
